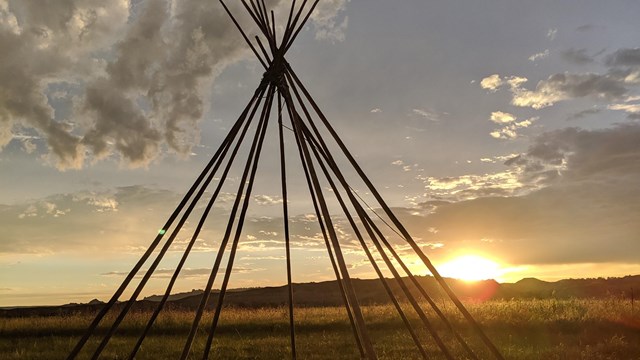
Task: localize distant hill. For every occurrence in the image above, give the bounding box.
[499,275,640,299]
[2,275,638,318]
[142,289,204,302]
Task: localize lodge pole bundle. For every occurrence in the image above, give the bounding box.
[67,1,504,359]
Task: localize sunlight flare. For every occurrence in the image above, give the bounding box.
[438,254,505,282]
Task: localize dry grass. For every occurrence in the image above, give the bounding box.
[1,298,639,359]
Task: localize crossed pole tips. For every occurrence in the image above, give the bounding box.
[67,1,505,359]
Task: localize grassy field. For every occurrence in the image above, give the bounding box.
[1,298,639,359]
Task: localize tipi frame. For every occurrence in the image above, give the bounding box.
[67,1,505,359]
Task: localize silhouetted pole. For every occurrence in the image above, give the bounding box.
[68,1,507,359]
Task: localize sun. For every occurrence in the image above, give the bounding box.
[437,254,503,282]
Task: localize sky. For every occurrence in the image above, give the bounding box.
[1,0,640,306]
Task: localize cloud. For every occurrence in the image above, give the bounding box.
[489,120,534,140]
[481,75,529,93]
[0,185,368,255]
[411,183,640,264]
[483,48,640,115]
[310,0,350,42]
[511,73,628,109]
[561,48,594,65]
[489,113,537,140]
[370,108,382,113]
[415,169,530,202]
[79,0,257,167]
[608,103,640,115]
[521,123,640,181]
[72,192,119,212]
[480,74,503,92]
[546,28,557,41]
[478,153,520,164]
[21,138,37,153]
[101,267,262,278]
[253,195,283,206]
[0,0,349,169]
[528,49,549,62]
[567,108,601,120]
[489,111,516,124]
[239,255,284,261]
[605,48,640,67]
[0,0,131,168]
[403,123,640,265]
[0,186,184,254]
[411,108,443,122]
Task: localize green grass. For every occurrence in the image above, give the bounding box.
[1,298,639,359]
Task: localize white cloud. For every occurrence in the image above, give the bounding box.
[73,192,119,212]
[528,49,549,62]
[479,153,521,164]
[506,76,528,88]
[18,205,38,219]
[608,103,640,113]
[490,111,516,124]
[547,28,558,41]
[490,117,538,140]
[608,102,640,119]
[480,74,503,92]
[416,169,528,202]
[253,195,283,206]
[370,108,382,113]
[411,108,442,121]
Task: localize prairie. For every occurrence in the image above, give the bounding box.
[2,298,639,359]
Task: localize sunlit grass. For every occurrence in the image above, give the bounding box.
[1,298,639,359]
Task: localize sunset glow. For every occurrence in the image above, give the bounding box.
[437,255,504,282]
